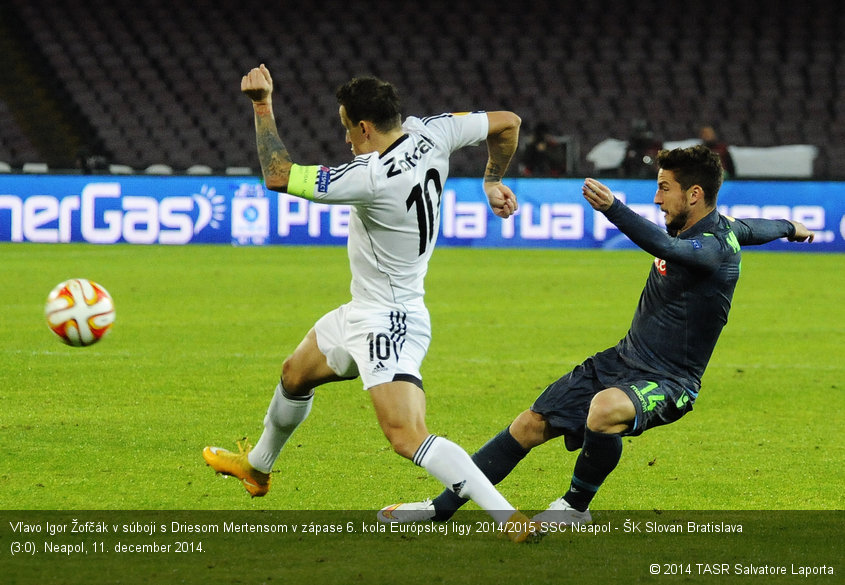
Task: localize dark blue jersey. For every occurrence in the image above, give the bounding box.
[602,200,795,388]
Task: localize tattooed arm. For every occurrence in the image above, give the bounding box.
[483,111,521,218]
[241,64,292,191]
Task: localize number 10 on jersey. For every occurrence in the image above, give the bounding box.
[406,169,443,256]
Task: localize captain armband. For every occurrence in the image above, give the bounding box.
[286,164,326,200]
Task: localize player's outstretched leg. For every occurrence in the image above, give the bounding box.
[407,434,541,542]
[371,382,541,542]
[379,426,529,522]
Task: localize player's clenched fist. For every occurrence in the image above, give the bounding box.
[242,63,273,104]
[484,182,519,218]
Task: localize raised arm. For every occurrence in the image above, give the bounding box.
[242,64,293,192]
[582,177,703,262]
[483,111,521,218]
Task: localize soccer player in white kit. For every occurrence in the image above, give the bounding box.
[203,64,540,542]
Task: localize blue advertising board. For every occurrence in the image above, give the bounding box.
[0,175,842,251]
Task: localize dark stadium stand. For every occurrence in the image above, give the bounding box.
[0,0,843,177]
[0,100,38,165]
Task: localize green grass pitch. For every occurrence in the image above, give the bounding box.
[1,243,842,584]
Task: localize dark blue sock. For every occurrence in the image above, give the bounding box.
[431,426,528,521]
[563,427,623,512]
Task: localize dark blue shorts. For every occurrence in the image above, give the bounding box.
[531,347,698,450]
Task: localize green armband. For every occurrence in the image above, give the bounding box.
[287,164,320,199]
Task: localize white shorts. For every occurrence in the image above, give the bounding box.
[314,301,431,390]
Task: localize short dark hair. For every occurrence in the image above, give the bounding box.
[336,77,402,133]
[657,145,724,206]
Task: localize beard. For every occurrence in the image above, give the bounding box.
[665,208,689,236]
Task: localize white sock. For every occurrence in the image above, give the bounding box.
[248,382,313,473]
[414,435,515,524]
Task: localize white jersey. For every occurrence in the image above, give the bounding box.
[290,112,489,307]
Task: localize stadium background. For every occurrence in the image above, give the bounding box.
[0,0,844,178]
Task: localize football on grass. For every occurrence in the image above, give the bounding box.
[45,279,115,347]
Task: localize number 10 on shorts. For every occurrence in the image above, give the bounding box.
[367,332,394,362]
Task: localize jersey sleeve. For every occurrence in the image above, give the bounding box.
[603,199,724,270]
[726,216,795,245]
[285,160,376,205]
[420,112,489,153]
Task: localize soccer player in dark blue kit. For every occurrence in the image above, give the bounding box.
[378,145,815,525]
